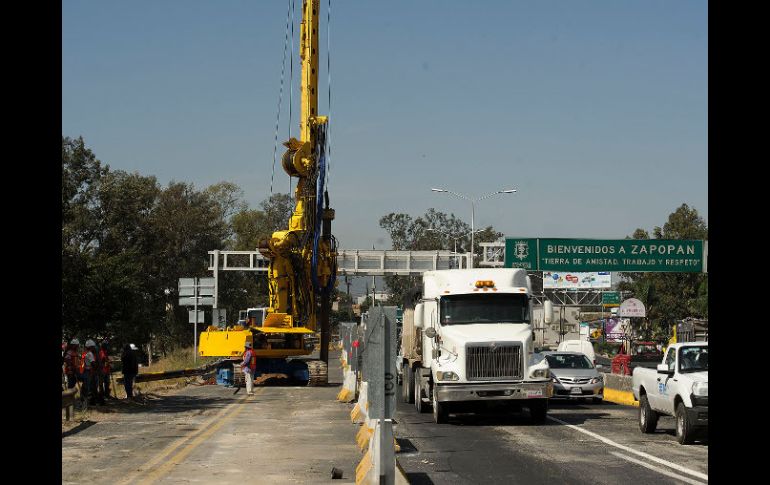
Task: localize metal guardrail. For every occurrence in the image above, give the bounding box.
[62,388,77,420]
[114,359,223,384]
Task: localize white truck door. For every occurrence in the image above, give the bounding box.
[652,348,676,412]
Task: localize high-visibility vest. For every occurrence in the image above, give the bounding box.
[243,350,257,372]
[99,349,111,374]
[80,351,94,373]
[64,350,81,375]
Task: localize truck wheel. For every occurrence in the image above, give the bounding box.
[404,364,415,404]
[639,394,658,433]
[414,375,427,413]
[676,402,694,444]
[432,387,448,424]
[529,399,548,423]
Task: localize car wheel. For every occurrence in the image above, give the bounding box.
[638,394,658,433]
[529,399,548,423]
[432,387,448,424]
[676,402,694,444]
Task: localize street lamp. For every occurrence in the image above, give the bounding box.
[430,187,516,268]
[425,227,483,267]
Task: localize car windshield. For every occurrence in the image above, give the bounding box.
[439,294,529,325]
[545,354,593,369]
[678,346,708,373]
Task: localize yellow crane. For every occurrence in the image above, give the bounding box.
[199,0,336,386]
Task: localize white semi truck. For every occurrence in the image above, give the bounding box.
[399,268,552,423]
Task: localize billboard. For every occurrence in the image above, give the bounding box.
[543,271,611,289]
[604,318,630,342]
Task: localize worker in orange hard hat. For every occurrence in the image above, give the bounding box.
[99,340,112,399]
[63,339,81,390]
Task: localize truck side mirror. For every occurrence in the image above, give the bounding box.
[657,364,672,375]
[424,327,436,339]
[544,300,553,324]
[414,303,424,329]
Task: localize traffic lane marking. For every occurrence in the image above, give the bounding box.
[547,402,708,467]
[609,452,706,485]
[116,390,258,485]
[135,389,260,484]
[547,415,708,481]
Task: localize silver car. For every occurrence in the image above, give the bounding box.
[542,351,604,403]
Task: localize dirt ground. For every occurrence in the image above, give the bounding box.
[62,375,213,434]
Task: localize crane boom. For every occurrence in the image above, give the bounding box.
[259,0,335,345]
[198,0,335,384]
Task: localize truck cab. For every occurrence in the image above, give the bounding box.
[401,269,552,424]
[632,342,708,444]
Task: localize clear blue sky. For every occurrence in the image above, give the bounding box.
[63,1,707,251]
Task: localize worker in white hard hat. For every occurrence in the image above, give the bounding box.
[241,341,257,395]
[82,340,104,405]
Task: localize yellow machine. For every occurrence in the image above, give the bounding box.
[199,0,337,386]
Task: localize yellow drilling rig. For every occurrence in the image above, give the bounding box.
[198,0,337,386]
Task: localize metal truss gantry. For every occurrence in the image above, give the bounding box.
[207,249,470,307]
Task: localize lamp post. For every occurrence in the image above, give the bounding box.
[430,187,516,268]
[425,228,483,268]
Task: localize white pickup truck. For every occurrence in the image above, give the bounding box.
[632,342,708,444]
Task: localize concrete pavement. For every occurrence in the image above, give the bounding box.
[395,391,707,484]
[62,352,361,484]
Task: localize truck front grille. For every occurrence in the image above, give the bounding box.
[466,344,523,380]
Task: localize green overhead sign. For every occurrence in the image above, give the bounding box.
[602,292,620,305]
[505,238,707,273]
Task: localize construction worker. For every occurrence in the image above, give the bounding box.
[63,339,81,389]
[80,340,95,403]
[241,341,257,395]
[121,344,139,399]
[99,339,112,399]
[82,340,104,405]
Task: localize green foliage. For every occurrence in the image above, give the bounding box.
[618,204,708,337]
[62,136,281,352]
[231,193,293,250]
[379,208,503,305]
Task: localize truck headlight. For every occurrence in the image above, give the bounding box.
[589,375,603,385]
[692,381,708,397]
[437,371,459,381]
[530,368,549,379]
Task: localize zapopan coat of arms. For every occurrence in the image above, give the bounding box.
[514,240,529,260]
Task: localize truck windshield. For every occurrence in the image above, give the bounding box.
[247,310,265,326]
[439,294,529,325]
[678,346,708,373]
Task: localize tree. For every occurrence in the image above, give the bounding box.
[62,136,235,351]
[618,204,708,339]
[379,209,503,305]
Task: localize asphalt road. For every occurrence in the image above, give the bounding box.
[395,389,708,485]
[62,352,361,485]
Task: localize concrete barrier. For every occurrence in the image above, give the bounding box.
[342,357,408,484]
[338,313,409,484]
[600,372,638,407]
[62,388,77,421]
[337,351,358,403]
